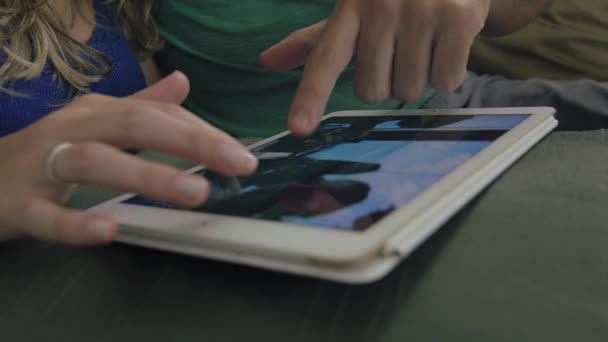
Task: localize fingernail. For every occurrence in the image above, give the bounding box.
[291,110,310,131]
[85,219,115,241]
[217,144,258,172]
[175,176,208,202]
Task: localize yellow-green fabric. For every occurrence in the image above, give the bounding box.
[470,0,608,80]
[153,0,435,137]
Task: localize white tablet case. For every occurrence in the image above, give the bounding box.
[114,116,557,284]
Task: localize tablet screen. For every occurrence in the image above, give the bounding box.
[125,114,528,231]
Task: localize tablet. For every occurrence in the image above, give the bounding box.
[90,107,557,283]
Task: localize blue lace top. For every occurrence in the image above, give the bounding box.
[0,0,147,137]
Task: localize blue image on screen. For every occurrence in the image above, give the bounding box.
[125,114,528,231]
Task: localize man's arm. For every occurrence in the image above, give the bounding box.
[483,0,554,36]
[260,0,556,136]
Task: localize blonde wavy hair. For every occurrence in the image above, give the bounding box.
[0,0,161,94]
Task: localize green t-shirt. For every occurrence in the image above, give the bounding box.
[469,0,608,81]
[154,1,435,137]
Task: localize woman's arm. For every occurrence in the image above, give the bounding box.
[0,72,257,245]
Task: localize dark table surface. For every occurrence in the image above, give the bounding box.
[1,130,607,342]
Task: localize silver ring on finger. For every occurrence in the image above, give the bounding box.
[46,142,74,185]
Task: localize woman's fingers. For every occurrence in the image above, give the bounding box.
[52,142,210,207]
[2,69,258,246]
[51,94,258,176]
[131,70,191,105]
[23,199,118,245]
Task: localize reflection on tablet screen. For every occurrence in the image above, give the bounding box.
[125,114,528,232]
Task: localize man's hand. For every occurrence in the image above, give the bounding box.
[261,0,550,136]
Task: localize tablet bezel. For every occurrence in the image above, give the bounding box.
[89,107,555,264]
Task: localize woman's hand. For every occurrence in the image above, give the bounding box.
[260,0,493,135]
[0,72,258,245]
